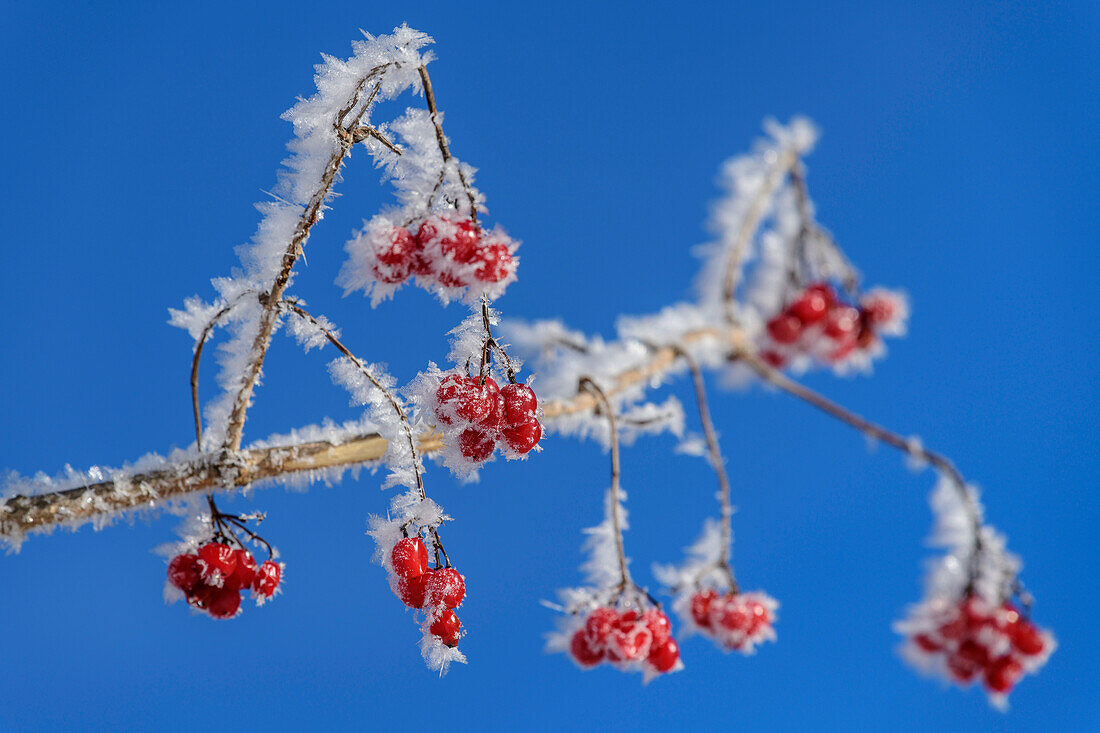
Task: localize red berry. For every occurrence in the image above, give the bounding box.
[647,637,680,673]
[435,374,493,425]
[606,623,652,662]
[823,305,860,340]
[198,543,237,583]
[946,652,981,683]
[642,609,672,646]
[985,656,1024,694]
[500,419,541,454]
[1010,620,1046,656]
[766,313,803,344]
[744,598,772,635]
[500,383,537,426]
[473,242,513,282]
[167,553,202,593]
[420,217,481,263]
[424,567,465,608]
[392,573,428,608]
[717,598,753,632]
[913,634,942,653]
[206,586,242,619]
[458,427,495,463]
[376,227,414,266]
[224,549,258,591]
[788,288,830,324]
[186,582,215,609]
[690,590,717,629]
[957,639,990,668]
[481,383,507,432]
[475,378,503,427]
[429,609,462,647]
[371,261,411,284]
[252,560,282,598]
[584,607,620,647]
[861,293,898,325]
[391,537,430,579]
[805,282,836,306]
[570,629,604,667]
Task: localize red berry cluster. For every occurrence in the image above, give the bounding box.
[908,594,1053,697]
[166,542,283,619]
[390,536,466,647]
[569,606,681,676]
[370,215,516,290]
[760,283,903,368]
[434,373,542,463]
[687,590,777,653]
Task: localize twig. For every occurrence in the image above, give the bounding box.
[281,301,425,499]
[578,377,631,590]
[674,345,739,592]
[720,148,799,325]
[734,348,984,565]
[222,65,390,452]
[417,65,478,222]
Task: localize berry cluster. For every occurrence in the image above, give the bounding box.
[569,606,682,676]
[369,215,517,292]
[685,590,778,653]
[390,536,466,647]
[166,542,283,619]
[906,594,1054,699]
[760,283,905,369]
[434,373,543,463]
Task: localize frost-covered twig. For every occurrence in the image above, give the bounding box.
[735,347,983,555]
[281,301,425,497]
[672,345,736,587]
[578,377,630,590]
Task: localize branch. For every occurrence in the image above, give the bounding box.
[1,327,739,543]
[579,377,630,588]
[674,345,738,592]
[720,147,799,324]
[222,66,390,452]
[734,347,983,549]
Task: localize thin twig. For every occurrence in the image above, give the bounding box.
[674,345,739,592]
[281,301,425,499]
[721,148,799,325]
[222,66,390,452]
[734,348,984,565]
[579,377,631,589]
[417,65,478,222]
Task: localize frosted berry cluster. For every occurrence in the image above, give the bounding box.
[685,590,778,653]
[390,536,466,647]
[166,542,283,619]
[904,594,1054,702]
[367,215,517,296]
[569,606,682,677]
[760,283,906,370]
[434,373,543,464]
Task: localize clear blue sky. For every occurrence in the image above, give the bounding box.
[1,2,1096,730]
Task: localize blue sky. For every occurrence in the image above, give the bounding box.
[1,1,1097,730]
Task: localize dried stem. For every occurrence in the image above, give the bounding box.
[282,301,425,499]
[734,348,984,563]
[2,327,745,541]
[578,377,631,590]
[190,304,235,449]
[674,345,738,592]
[418,65,478,222]
[221,66,390,452]
[721,148,799,325]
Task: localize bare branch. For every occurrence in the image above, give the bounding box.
[222,66,390,452]
[721,148,799,324]
[1,327,741,543]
